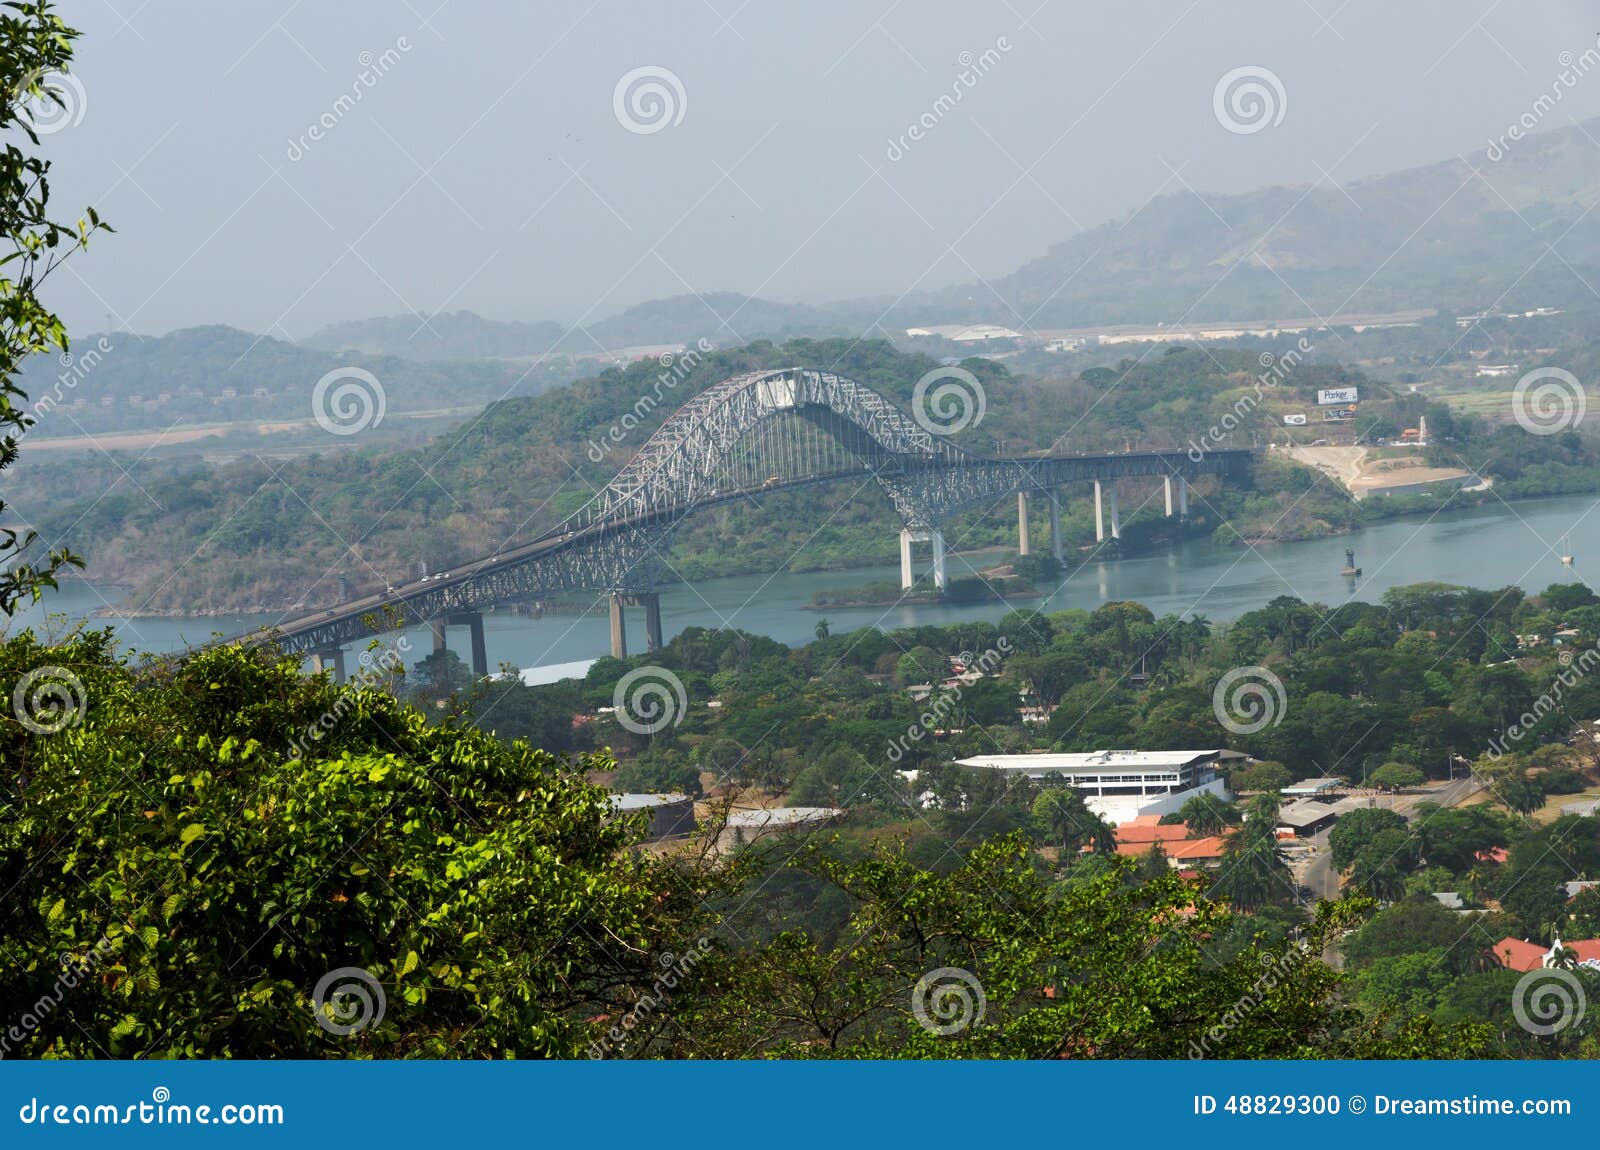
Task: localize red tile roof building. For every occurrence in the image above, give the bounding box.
[1493,936,1600,972]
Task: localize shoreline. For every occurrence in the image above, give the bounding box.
[59,485,1596,619]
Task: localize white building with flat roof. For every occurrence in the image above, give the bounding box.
[953,749,1230,825]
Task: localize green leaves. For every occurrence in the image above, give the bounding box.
[0,1,107,615]
[0,633,716,1058]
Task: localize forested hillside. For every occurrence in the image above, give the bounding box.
[14,324,576,438]
[34,338,1600,613]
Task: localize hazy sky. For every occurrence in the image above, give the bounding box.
[41,0,1600,339]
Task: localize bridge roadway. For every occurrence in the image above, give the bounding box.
[248,445,1251,666]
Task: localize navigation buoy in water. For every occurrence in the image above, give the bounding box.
[1340,548,1362,578]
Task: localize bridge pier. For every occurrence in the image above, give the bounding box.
[1093,480,1123,543]
[310,648,346,682]
[609,593,628,660]
[608,593,663,659]
[1016,491,1031,556]
[430,612,490,676]
[898,528,947,591]
[1179,476,1189,520]
[630,592,663,651]
[465,613,488,677]
[1048,490,1063,562]
[1164,475,1174,517]
[645,594,663,651]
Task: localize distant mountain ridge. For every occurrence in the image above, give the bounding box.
[297,115,1600,358]
[917,116,1600,328]
[301,293,865,363]
[302,311,563,361]
[17,324,569,439]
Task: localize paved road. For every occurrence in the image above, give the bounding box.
[1287,775,1487,905]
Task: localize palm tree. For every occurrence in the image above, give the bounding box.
[1213,831,1290,911]
[1033,787,1116,857]
[815,618,831,640]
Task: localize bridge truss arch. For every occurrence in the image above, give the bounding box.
[247,367,1250,657]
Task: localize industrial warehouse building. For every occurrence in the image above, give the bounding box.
[953,749,1231,825]
[1273,800,1340,839]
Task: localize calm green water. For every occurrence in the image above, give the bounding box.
[9,491,1597,670]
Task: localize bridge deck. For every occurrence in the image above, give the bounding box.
[245,446,1251,656]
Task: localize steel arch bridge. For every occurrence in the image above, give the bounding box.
[241,367,1250,661]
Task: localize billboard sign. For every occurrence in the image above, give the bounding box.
[1317,387,1359,406]
[1322,407,1358,421]
[1282,413,1307,426]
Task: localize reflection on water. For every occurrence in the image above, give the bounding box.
[7,490,1599,669]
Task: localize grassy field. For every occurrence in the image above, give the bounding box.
[1427,387,1600,428]
[1531,785,1600,824]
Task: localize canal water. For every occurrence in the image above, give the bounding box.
[7,490,1598,671]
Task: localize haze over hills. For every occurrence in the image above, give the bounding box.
[301,311,565,361]
[915,114,1600,329]
[15,324,578,441]
[301,293,866,362]
[292,115,1600,360]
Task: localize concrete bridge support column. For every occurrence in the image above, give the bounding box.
[1093,480,1106,542]
[898,529,947,590]
[464,612,488,677]
[431,619,447,655]
[1179,477,1189,520]
[639,592,663,652]
[311,648,346,682]
[609,593,627,660]
[1164,475,1174,517]
[1048,491,1063,562]
[1108,484,1121,540]
[1017,491,1031,556]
